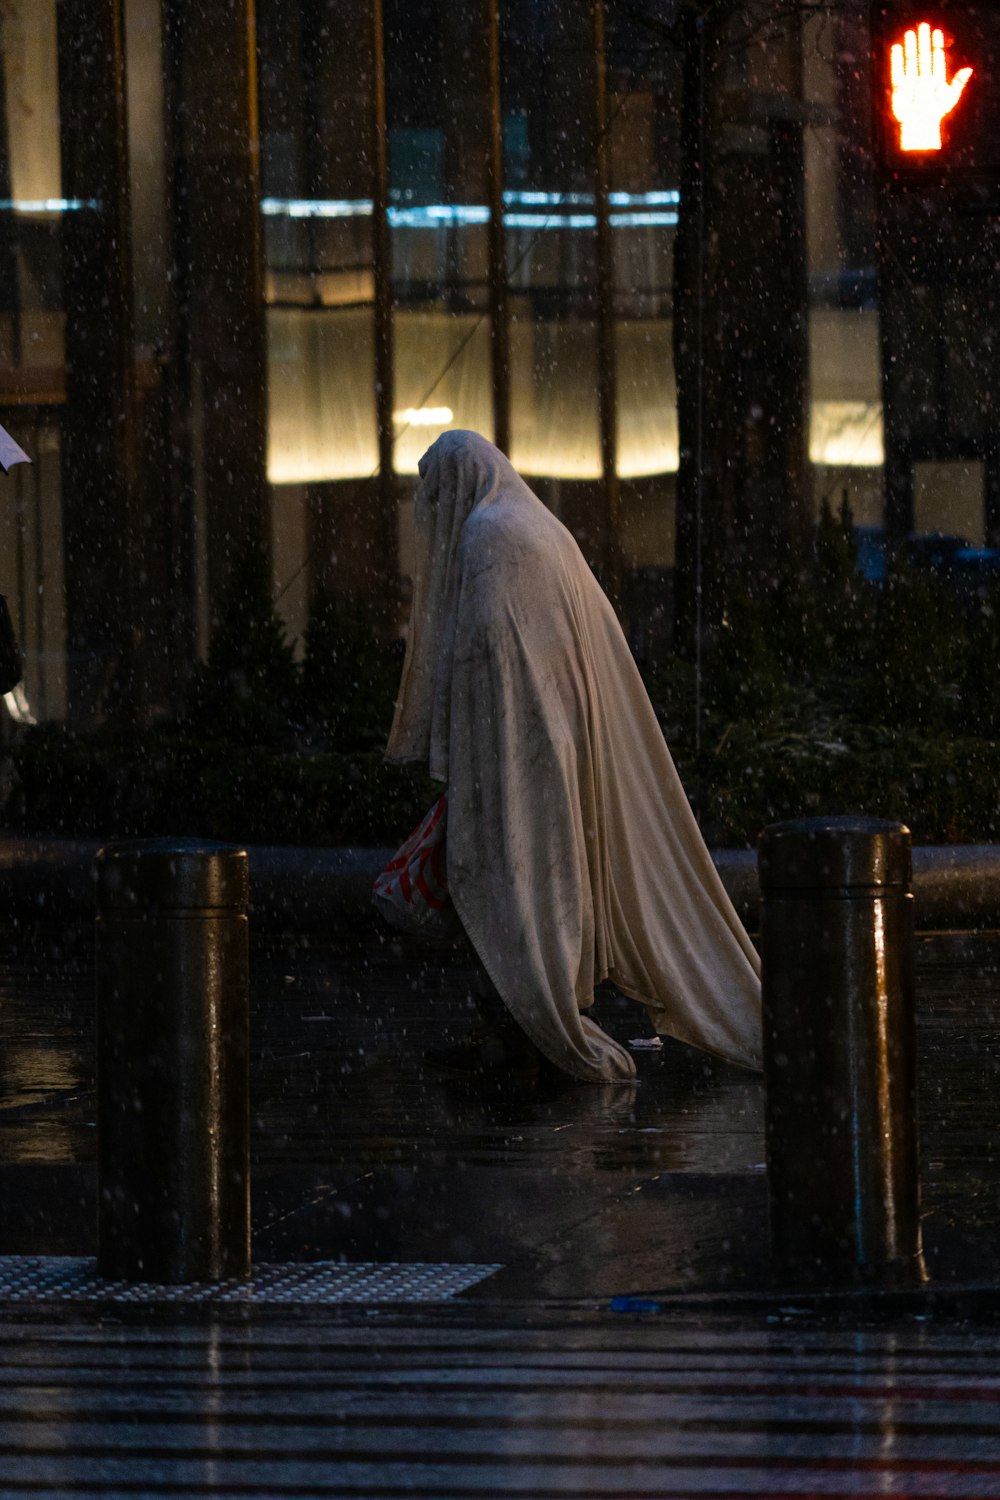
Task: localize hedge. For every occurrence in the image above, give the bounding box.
[5,520,1000,849]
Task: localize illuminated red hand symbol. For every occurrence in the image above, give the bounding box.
[890,22,973,152]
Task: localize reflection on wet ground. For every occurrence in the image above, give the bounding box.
[0,926,773,1291]
[4,1306,1000,1496]
[3,929,1000,1292]
[2,927,1000,1496]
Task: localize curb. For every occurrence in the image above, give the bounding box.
[0,839,386,933]
[0,837,997,933]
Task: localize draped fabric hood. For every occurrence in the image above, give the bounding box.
[386,430,531,782]
[387,430,761,1082]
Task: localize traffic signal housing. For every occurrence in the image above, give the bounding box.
[872,3,1000,182]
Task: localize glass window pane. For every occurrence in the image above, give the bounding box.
[914,461,985,546]
[607,11,680,571]
[503,1,600,482]
[0,0,65,385]
[259,0,379,479]
[385,0,492,453]
[0,0,66,720]
[804,4,884,528]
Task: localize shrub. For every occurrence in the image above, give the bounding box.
[5,528,1000,849]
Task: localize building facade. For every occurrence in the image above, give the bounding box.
[0,0,990,722]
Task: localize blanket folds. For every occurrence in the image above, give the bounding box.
[386,430,761,1082]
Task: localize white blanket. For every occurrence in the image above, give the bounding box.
[387,431,761,1082]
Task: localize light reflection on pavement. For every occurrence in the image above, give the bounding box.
[1,929,1000,1496]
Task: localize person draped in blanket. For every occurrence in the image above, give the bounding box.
[373,429,761,1083]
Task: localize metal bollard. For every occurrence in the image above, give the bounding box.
[758,815,921,1287]
[96,838,250,1282]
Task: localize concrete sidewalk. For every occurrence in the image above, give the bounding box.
[2,920,1000,1498]
[1,926,999,1306]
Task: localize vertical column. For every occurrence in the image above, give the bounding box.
[164,0,268,626]
[986,439,1000,553]
[485,0,510,456]
[877,188,939,550]
[0,50,21,366]
[125,0,198,711]
[524,0,604,570]
[57,0,138,720]
[286,0,383,613]
[673,2,809,651]
[371,0,397,622]
[593,0,621,602]
[158,0,199,694]
[673,4,714,659]
[758,112,809,575]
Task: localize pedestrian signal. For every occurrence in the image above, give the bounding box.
[890,21,972,152]
[874,4,999,179]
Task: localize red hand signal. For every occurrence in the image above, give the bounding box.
[890,21,973,152]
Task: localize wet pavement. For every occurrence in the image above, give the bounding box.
[6,1307,1000,1497]
[2,924,1000,1494]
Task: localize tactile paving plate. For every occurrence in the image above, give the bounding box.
[0,1256,501,1306]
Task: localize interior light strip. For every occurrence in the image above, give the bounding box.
[389,205,491,227]
[502,190,593,206]
[609,211,678,227]
[504,211,598,229]
[261,197,373,218]
[611,190,680,205]
[261,192,681,228]
[0,191,681,221]
[504,189,680,207]
[0,198,99,213]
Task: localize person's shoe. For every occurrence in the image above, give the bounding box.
[423,1021,543,1078]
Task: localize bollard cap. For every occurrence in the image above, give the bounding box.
[758,815,911,892]
[96,838,248,912]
